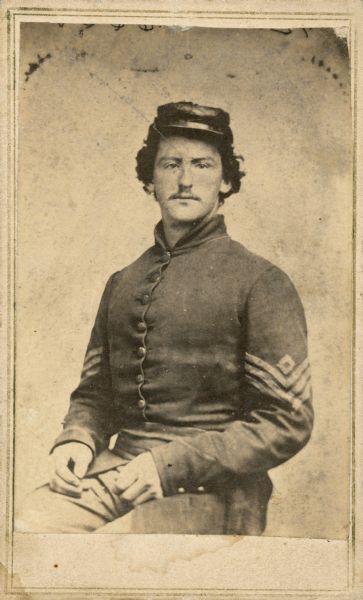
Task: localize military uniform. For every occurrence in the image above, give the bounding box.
[17,214,313,534]
[17,102,313,534]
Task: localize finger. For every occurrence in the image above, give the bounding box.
[133,489,157,506]
[54,462,80,487]
[73,456,91,479]
[114,468,138,492]
[119,480,147,503]
[50,475,82,498]
[53,452,80,478]
[49,475,82,498]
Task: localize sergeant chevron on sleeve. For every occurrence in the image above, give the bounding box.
[17,101,314,535]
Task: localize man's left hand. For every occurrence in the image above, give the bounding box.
[113,452,163,506]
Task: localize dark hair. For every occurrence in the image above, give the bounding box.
[136,125,245,204]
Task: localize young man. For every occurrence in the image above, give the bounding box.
[17,102,313,534]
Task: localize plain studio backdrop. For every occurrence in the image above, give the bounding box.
[15,23,352,539]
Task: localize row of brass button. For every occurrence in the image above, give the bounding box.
[135,252,171,412]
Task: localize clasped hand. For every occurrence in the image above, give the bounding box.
[113,452,163,505]
[50,442,163,505]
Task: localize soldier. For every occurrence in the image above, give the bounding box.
[17,101,313,534]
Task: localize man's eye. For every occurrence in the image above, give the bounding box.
[164,162,178,169]
[195,162,210,169]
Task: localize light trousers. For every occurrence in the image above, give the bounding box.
[16,465,227,534]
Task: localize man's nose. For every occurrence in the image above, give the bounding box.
[178,164,193,187]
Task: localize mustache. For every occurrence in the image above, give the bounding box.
[169,193,200,201]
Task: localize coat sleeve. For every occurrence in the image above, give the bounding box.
[51,275,118,456]
[151,266,314,496]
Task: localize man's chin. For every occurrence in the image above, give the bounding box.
[168,208,205,223]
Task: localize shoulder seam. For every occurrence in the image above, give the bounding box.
[245,264,283,306]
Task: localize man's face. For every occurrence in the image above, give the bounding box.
[151,135,230,224]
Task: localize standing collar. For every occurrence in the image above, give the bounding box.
[154,214,229,255]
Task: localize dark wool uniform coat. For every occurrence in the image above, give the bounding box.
[53,215,314,534]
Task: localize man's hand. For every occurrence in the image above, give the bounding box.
[114,452,163,506]
[49,442,93,498]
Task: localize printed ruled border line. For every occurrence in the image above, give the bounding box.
[8,14,354,22]
[5,588,355,596]
[7,7,353,15]
[350,13,358,597]
[5,6,17,598]
[4,6,357,598]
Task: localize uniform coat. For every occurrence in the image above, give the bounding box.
[53,215,313,534]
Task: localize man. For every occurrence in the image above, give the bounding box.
[17,101,313,534]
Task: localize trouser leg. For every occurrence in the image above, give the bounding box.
[15,470,272,534]
[15,470,132,533]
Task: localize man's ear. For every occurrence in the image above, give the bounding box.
[145,182,155,195]
[219,179,232,195]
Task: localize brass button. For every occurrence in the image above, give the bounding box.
[137,321,147,332]
[197,486,205,493]
[150,272,161,283]
[177,487,185,494]
[141,294,150,305]
[137,347,146,358]
[136,374,144,384]
[137,399,146,408]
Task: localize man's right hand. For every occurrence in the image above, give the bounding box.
[49,442,93,498]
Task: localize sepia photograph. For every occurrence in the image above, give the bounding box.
[14,21,352,538]
[1,4,360,596]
